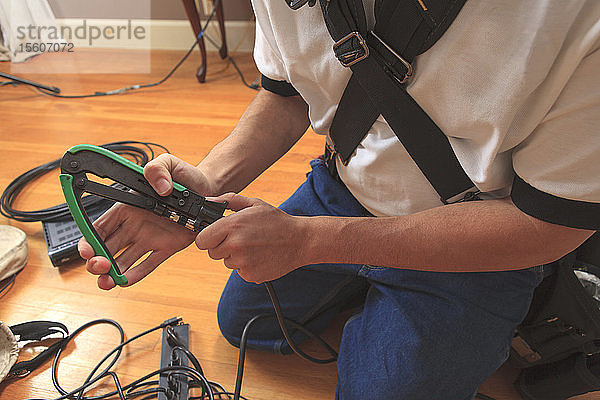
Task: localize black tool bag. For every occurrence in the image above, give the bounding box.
[511,233,600,400]
[314,0,600,398]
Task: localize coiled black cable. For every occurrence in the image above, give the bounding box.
[0,140,169,223]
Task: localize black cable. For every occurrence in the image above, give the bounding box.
[171,347,210,398]
[264,282,338,363]
[1,80,20,87]
[50,318,126,400]
[202,34,259,91]
[231,286,339,400]
[0,71,60,92]
[0,141,168,223]
[228,56,260,91]
[23,317,184,400]
[103,372,126,400]
[124,381,165,399]
[0,271,18,296]
[474,393,497,400]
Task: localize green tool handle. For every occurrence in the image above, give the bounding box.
[59,174,128,286]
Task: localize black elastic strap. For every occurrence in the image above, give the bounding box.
[511,174,600,230]
[261,75,300,97]
[321,0,474,202]
[9,321,68,342]
[348,52,475,200]
[9,321,69,377]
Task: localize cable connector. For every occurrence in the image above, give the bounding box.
[99,85,142,96]
[161,316,183,328]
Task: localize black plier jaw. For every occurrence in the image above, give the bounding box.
[59,144,227,286]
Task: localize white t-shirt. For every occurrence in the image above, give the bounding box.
[252,0,600,229]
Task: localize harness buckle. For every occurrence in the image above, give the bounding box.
[323,140,343,182]
[442,188,481,205]
[368,31,413,84]
[333,32,369,67]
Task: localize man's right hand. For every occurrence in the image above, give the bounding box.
[78,154,216,290]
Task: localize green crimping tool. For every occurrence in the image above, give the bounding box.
[59,144,227,286]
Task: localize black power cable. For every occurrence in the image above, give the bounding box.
[24,318,199,400]
[230,283,340,400]
[202,34,259,91]
[20,317,242,400]
[0,271,20,296]
[13,309,335,400]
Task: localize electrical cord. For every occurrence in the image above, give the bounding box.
[0,140,169,223]
[202,34,259,90]
[21,316,247,400]
[24,317,184,400]
[0,271,20,296]
[264,282,338,363]
[36,0,220,99]
[230,282,339,400]
[1,80,19,87]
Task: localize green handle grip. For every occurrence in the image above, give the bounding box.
[59,174,128,286]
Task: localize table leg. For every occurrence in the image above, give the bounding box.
[182,0,207,83]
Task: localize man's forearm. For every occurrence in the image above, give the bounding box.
[302,198,594,272]
[198,89,310,195]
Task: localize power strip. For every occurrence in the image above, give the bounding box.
[158,323,190,400]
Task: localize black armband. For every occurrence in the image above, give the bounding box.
[511,174,600,230]
[261,75,300,97]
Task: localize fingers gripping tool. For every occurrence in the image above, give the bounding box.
[59,144,227,286]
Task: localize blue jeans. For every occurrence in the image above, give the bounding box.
[217,159,547,400]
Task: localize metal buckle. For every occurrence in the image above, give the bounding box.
[369,31,413,84]
[511,336,542,363]
[323,141,344,182]
[333,32,369,68]
[10,368,31,378]
[442,188,481,205]
[285,0,316,10]
[324,140,337,163]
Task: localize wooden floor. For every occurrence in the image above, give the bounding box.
[0,50,597,400]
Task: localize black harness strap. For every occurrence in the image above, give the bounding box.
[321,0,476,203]
[8,321,69,378]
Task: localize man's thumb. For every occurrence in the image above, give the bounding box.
[143,154,197,196]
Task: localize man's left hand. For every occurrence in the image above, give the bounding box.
[195,193,310,283]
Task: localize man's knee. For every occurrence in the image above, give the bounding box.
[216,274,284,352]
[216,289,244,348]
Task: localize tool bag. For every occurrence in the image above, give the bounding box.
[511,233,600,400]
[314,0,600,398]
